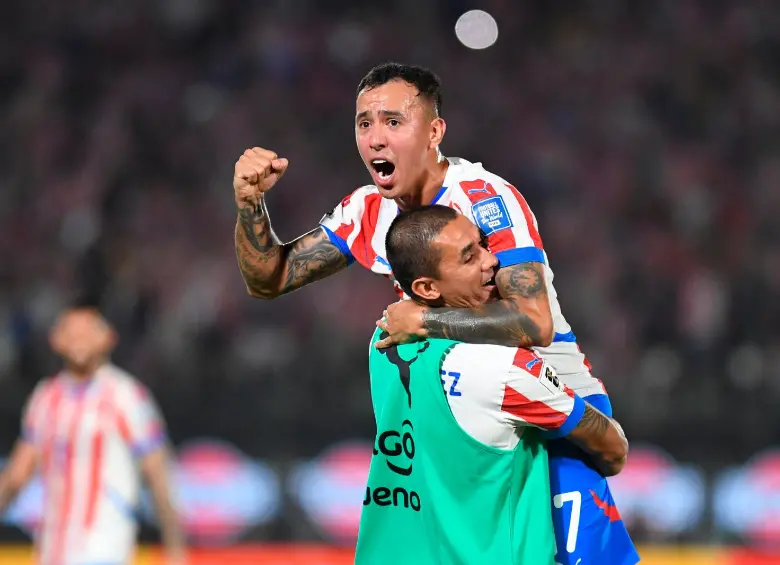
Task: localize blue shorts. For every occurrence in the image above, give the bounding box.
[547,394,640,565]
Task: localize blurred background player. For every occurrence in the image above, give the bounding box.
[358,205,628,564]
[233,62,637,564]
[0,307,186,565]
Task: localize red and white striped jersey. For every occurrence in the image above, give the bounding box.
[320,157,607,398]
[440,345,585,449]
[21,364,166,565]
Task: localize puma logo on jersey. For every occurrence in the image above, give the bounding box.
[378,337,430,408]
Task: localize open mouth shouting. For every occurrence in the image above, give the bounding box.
[371,158,397,187]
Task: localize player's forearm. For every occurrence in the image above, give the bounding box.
[158,510,186,559]
[421,297,549,347]
[0,443,37,515]
[588,444,627,477]
[150,483,186,558]
[568,406,629,477]
[235,199,349,299]
[0,475,22,516]
[235,199,287,299]
[599,419,629,477]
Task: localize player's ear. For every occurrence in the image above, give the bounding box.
[429,117,446,150]
[411,277,441,302]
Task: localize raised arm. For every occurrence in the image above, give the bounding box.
[420,261,553,347]
[234,148,348,299]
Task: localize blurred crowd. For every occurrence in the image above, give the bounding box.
[0,0,779,473]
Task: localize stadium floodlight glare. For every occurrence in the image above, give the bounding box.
[455,10,499,50]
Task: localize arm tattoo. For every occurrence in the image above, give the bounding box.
[421,262,549,347]
[237,204,278,255]
[235,200,283,296]
[421,301,541,347]
[574,404,612,438]
[281,229,348,293]
[499,262,546,299]
[234,199,346,298]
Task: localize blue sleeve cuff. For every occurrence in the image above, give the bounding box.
[544,394,586,439]
[320,225,355,266]
[132,432,166,458]
[494,247,546,267]
[582,393,613,418]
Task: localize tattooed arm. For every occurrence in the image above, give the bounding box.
[232,147,348,299]
[235,198,347,299]
[420,261,554,347]
[566,405,628,477]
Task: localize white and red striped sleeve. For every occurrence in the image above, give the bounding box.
[115,382,166,458]
[319,185,383,270]
[452,176,546,268]
[20,378,57,447]
[501,348,586,438]
[437,344,585,448]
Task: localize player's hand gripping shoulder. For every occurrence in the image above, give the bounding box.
[374,300,427,349]
[375,262,553,349]
[233,147,348,299]
[567,406,629,477]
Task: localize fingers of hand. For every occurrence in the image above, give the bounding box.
[271,158,289,174]
[248,147,277,161]
[236,148,286,185]
[374,337,392,349]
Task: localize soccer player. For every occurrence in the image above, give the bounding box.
[0,307,186,565]
[357,205,627,564]
[233,62,638,564]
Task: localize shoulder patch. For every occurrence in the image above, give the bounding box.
[472,195,513,235]
[539,364,564,394]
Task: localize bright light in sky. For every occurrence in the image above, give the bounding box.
[455,10,499,50]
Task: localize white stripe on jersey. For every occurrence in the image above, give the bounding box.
[22,364,166,565]
[440,344,577,450]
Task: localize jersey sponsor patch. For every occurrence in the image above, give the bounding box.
[472,196,513,235]
[539,363,564,394]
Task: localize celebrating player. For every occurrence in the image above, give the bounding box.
[357,205,628,564]
[233,62,638,564]
[0,307,186,565]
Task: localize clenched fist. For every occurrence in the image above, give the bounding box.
[234,147,289,210]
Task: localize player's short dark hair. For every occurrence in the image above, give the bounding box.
[357,62,442,117]
[386,205,458,302]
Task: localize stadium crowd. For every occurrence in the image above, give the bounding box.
[0,0,778,478]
